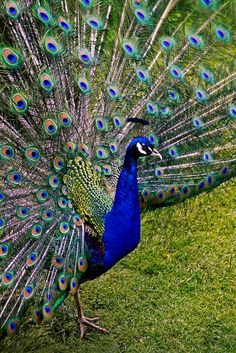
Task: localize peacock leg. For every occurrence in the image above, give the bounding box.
[74,290,109,338]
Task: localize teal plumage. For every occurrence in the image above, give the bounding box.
[0,0,235,338]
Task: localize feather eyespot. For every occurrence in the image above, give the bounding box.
[188,34,202,48]
[2,271,14,286]
[31,224,43,239]
[44,36,62,56]
[113,116,123,128]
[202,151,213,163]
[80,0,94,7]
[0,217,6,233]
[39,72,55,92]
[200,68,214,83]
[36,7,52,24]
[135,66,151,84]
[41,209,54,221]
[0,190,6,203]
[122,40,139,59]
[107,85,120,100]
[0,145,15,161]
[94,165,102,173]
[160,37,175,50]
[52,255,64,269]
[141,188,151,202]
[23,284,35,300]
[132,0,143,7]
[182,185,192,196]
[96,147,108,160]
[32,309,43,324]
[169,146,179,159]
[58,197,68,209]
[1,47,22,69]
[168,185,178,197]
[70,277,79,295]
[199,180,206,189]
[229,105,236,118]
[96,117,108,131]
[65,141,76,153]
[168,89,180,102]
[58,112,72,128]
[134,8,149,24]
[160,106,171,116]
[155,166,164,178]
[59,221,70,235]
[11,93,28,113]
[220,166,229,176]
[215,27,230,42]
[58,275,68,290]
[77,76,91,94]
[206,174,215,187]
[103,165,112,176]
[7,170,22,187]
[5,1,20,19]
[109,142,118,154]
[78,49,93,65]
[26,252,38,267]
[195,88,208,102]
[44,290,57,304]
[78,257,88,272]
[36,189,48,203]
[154,190,166,204]
[58,16,71,33]
[44,119,58,136]
[25,147,41,163]
[200,0,215,8]
[16,206,29,220]
[62,185,69,196]
[148,133,158,146]
[78,144,89,156]
[43,303,53,320]
[87,15,103,30]
[0,243,9,258]
[48,175,60,189]
[169,65,183,80]
[6,319,19,336]
[146,102,158,116]
[73,214,82,226]
[193,116,204,129]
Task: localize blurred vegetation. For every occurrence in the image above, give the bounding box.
[1,178,235,353]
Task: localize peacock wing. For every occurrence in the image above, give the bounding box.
[64,157,113,238]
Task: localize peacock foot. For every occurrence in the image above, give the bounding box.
[79,316,109,338]
[74,291,109,338]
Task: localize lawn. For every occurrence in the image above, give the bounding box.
[1,178,235,353]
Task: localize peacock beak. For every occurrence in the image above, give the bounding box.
[151,148,162,160]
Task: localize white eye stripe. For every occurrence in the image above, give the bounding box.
[136,142,147,155]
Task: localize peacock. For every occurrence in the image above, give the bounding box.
[0,0,235,339]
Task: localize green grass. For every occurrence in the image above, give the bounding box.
[1,179,236,353]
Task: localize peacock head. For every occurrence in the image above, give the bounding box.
[128,136,162,160]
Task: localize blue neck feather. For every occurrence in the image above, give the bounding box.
[103,148,140,270]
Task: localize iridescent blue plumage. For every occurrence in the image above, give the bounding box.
[104,139,141,269]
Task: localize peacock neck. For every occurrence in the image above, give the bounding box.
[113,151,139,208]
[103,151,141,270]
